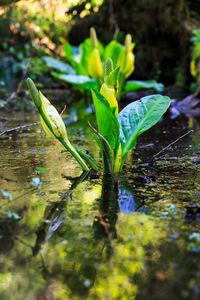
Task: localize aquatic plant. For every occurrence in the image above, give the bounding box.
[190,29,200,87]
[27,57,170,176]
[91,59,170,175]
[27,78,98,172]
[44,28,164,95]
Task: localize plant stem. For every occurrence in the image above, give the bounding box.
[38,107,89,172]
[59,138,90,172]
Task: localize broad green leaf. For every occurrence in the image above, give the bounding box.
[103,40,123,67]
[91,89,120,171]
[123,80,165,94]
[91,89,119,154]
[43,56,75,74]
[118,95,170,158]
[52,72,98,90]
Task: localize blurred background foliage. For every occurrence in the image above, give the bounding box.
[0,0,200,98]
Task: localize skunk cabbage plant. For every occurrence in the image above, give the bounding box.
[91,59,171,175]
[27,56,170,176]
[44,28,164,96]
[27,78,98,172]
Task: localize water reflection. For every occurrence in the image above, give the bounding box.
[1,111,200,299]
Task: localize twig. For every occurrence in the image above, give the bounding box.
[0,106,66,137]
[151,129,194,160]
[0,122,40,136]
[60,105,67,116]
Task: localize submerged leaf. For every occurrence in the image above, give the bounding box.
[118,95,170,158]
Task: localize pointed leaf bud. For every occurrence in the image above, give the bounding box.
[27,78,41,108]
[90,27,98,48]
[105,58,113,77]
[125,34,132,52]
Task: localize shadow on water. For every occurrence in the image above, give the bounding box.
[0,108,200,299]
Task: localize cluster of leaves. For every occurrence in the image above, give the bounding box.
[27,62,170,176]
[190,29,200,85]
[91,89,170,175]
[44,33,164,95]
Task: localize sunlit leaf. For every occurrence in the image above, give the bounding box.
[123,80,165,94]
[52,72,98,90]
[103,40,123,67]
[118,95,170,158]
[43,56,75,74]
[64,42,74,64]
[91,89,119,155]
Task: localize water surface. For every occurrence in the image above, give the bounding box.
[0,107,200,299]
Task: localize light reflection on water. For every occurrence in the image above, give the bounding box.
[0,110,200,299]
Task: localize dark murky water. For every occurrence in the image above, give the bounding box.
[0,104,200,299]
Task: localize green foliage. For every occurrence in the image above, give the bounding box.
[91,86,170,174]
[43,56,75,74]
[103,40,123,68]
[91,89,119,172]
[52,72,98,90]
[118,95,170,160]
[190,29,200,85]
[123,80,165,94]
[45,30,164,95]
[105,67,120,88]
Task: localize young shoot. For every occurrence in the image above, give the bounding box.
[91,58,170,175]
[27,78,98,172]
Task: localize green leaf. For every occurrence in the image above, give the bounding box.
[52,72,98,90]
[91,89,119,155]
[36,167,46,174]
[64,42,86,75]
[43,56,75,74]
[105,66,120,88]
[64,42,74,64]
[103,41,123,67]
[118,95,170,158]
[76,148,99,171]
[123,80,165,94]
